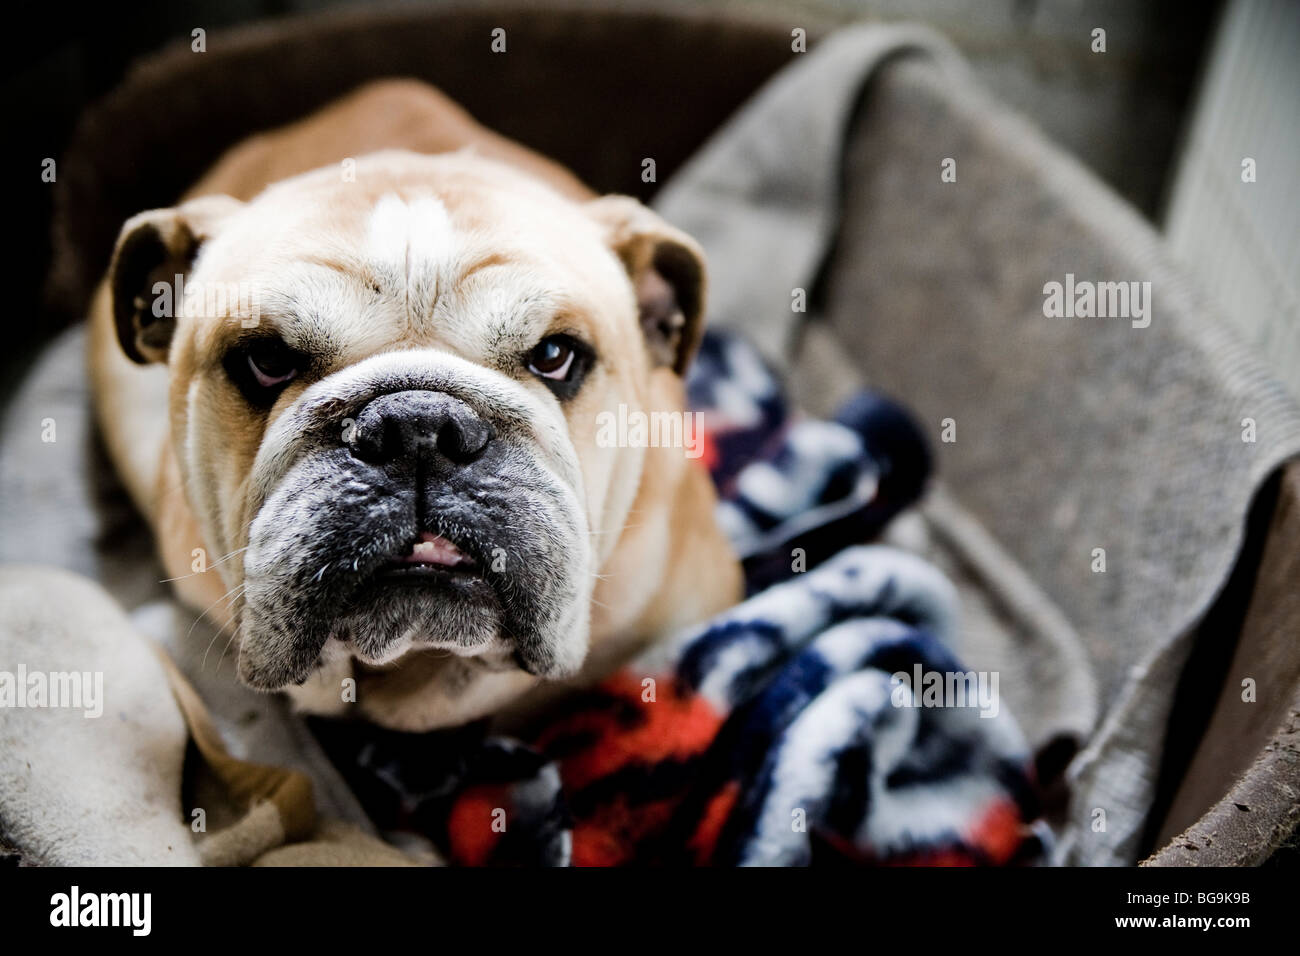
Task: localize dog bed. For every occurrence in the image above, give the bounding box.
[6,2,1300,865]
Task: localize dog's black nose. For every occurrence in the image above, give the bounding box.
[347,390,493,466]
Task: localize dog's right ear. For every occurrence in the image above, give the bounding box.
[109,195,242,364]
[585,195,708,376]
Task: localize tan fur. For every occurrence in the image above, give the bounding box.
[89,80,741,730]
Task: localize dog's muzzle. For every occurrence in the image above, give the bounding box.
[232,357,591,692]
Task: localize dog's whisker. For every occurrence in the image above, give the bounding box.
[216,621,244,672]
[159,546,250,583]
[196,592,245,669]
[197,582,248,672]
[586,523,644,536]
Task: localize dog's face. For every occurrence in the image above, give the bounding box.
[109,151,705,726]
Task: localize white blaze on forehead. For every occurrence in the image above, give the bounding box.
[366,193,457,322]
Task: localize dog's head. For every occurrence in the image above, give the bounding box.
[108,151,705,727]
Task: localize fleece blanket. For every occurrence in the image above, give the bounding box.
[311,330,1047,866]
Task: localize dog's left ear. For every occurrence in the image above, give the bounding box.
[586,196,707,375]
[109,194,243,364]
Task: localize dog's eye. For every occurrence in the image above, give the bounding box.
[527,337,576,380]
[224,338,303,404]
[524,335,593,400]
[522,335,595,398]
[247,342,299,387]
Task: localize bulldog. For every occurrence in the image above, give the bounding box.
[89,80,742,731]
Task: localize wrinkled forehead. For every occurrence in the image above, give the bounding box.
[184,160,631,362]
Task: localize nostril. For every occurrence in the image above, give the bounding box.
[436,426,464,462]
[346,411,394,464]
[437,418,493,463]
